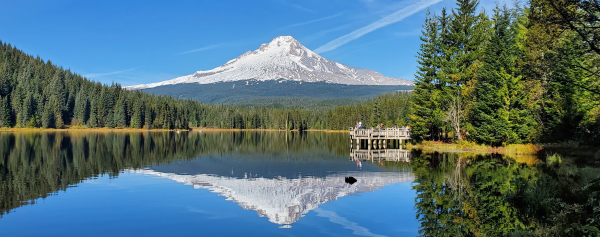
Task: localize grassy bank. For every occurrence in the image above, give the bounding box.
[406,141,543,155]
[407,140,600,163]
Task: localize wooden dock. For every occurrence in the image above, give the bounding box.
[349,127,410,149]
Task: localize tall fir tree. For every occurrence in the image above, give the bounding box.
[22,93,35,127]
[471,6,515,146]
[144,104,152,129]
[411,10,440,141]
[131,101,143,129]
[0,96,10,127]
[88,100,98,128]
[113,97,127,128]
[42,102,54,128]
[438,0,488,140]
[73,90,83,125]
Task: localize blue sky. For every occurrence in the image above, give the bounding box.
[1,0,511,86]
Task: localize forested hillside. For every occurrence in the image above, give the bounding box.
[141,79,412,106]
[411,0,599,145]
[0,42,410,130]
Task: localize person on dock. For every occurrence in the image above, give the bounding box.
[355,121,362,131]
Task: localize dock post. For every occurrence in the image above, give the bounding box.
[383,139,386,149]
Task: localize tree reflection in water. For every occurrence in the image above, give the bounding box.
[0,131,350,217]
[411,150,600,237]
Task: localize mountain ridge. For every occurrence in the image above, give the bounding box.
[127,36,413,90]
[141,79,413,108]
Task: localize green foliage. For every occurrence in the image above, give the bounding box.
[470,6,538,146]
[411,0,599,145]
[0,96,10,127]
[546,153,562,165]
[325,92,411,130]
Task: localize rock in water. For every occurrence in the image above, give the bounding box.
[345,176,357,185]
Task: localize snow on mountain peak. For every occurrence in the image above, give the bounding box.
[127,36,413,90]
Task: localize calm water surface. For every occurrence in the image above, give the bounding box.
[0,132,596,236]
[0,132,417,237]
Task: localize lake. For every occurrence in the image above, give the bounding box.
[0,131,598,236]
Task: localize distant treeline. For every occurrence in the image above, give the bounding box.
[411,0,599,145]
[0,42,412,131]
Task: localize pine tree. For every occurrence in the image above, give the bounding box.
[0,61,11,97]
[438,0,488,140]
[144,104,152,129]
[23,93,35,127]
[162,104,170,129]
[0,96,11,127]
[88,100,98,128]
[42,102,54,129]
[52,97,64,128]
[471,6,515,145]
[411,10,440,142]
[98,87,113,127]
[132,101,143,129]
[113,97,127,128]
[73,90,84,125]
[106,110,115,128]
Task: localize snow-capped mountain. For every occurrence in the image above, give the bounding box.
[127,36,412,90]
[132,169,414,225]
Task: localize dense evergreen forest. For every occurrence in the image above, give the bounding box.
[0,41,410,131]
[411,0,600,146]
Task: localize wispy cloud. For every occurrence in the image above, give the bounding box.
[273,0,316,13]
[282,13,343,29]
[314,208,387,237]
[393,28,422,37]
[314,0,443,54]
[302,24,352,42]
[290,3,316,13]
[83,67,138,78]
[176,44,222,55]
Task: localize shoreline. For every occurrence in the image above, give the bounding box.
[0,127,348,133]
[0,127,177,133]
[406,141,600,158]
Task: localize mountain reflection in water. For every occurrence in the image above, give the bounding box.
[0,131,412,223]
[134,169,413,225]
